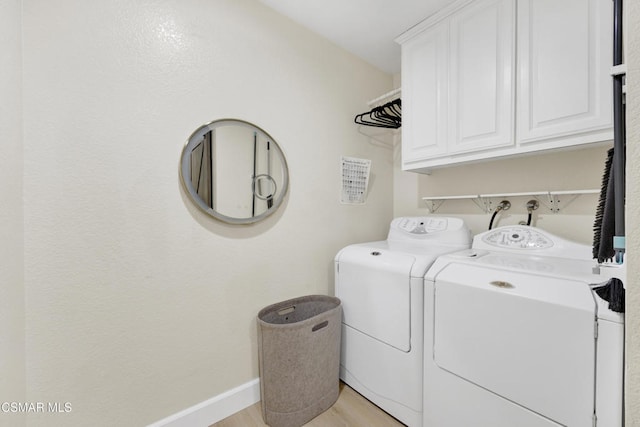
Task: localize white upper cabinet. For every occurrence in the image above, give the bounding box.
[397,0,613,172]
[401,20,449,164]
[517,0,613,147]
[448,0,514,154]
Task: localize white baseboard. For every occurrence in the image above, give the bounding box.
[147,378,261,427]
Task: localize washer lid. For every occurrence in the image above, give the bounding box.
[426,247,625,324]
[433,263,596,426]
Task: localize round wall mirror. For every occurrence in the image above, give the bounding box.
[180,119,289,224]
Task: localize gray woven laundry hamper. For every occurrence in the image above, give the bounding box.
[257,295,342,427]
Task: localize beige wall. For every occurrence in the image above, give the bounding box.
[0,0,25,426]
[5,0,639,425]
[626,1,640,425]
[395,145,609,243]
[20,0,392,425]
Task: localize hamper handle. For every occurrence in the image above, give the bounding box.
[312,320,329,332]
[277,306,295,316]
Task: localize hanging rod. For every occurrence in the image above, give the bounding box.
[367,88,401,106]
[422,189,599,213]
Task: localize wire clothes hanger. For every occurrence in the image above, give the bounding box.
[354,98,401,129]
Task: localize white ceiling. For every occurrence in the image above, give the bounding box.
[258,0,455,74]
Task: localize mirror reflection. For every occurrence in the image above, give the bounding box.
[180,119,289,224]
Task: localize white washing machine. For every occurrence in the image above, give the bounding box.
[335,216,471,427]
[423,226,625,427]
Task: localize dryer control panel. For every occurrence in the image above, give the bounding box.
[396,217,447,234]
[481,227,553,249]
[387,217,471,247]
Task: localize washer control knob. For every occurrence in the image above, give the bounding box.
[509,233,524,242]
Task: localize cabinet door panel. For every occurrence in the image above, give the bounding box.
[401,22,449,165]
[517,0,612,145]
[449,0,514,153]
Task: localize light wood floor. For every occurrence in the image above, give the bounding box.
[211,382,405,427]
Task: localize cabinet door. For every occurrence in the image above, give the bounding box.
[448,0,515,154]
[401,21,449,167]
[517,0,613,146]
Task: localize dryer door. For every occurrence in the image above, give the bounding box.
[336,247,415,352]
[432,263,596,426]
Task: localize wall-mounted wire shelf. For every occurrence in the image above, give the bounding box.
[367,88,401,106]
[422,189,599,213]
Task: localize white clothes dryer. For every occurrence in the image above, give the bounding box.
[423,226,625,427]
[335,217,471,427]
